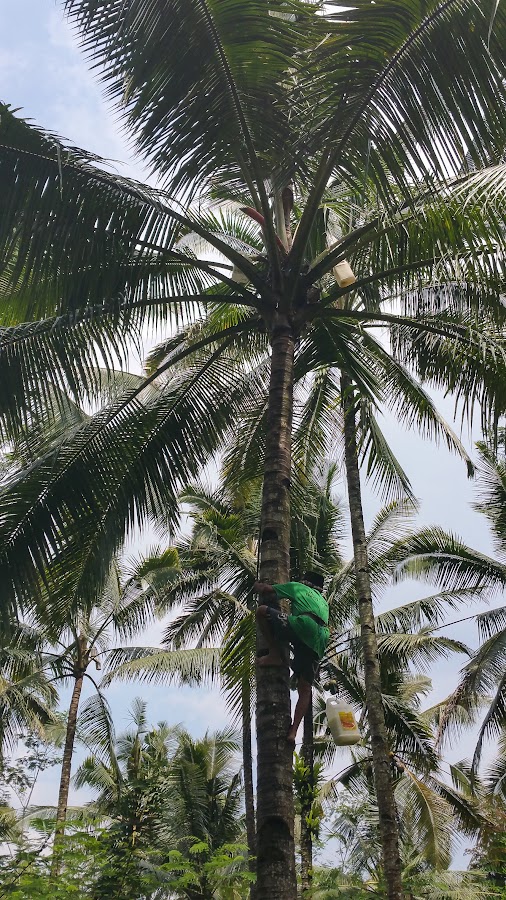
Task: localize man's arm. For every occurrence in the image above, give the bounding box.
[253,581,277,598]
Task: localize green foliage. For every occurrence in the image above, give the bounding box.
[0,730,61,812]
[0,630,58,757]
[3,2,506,892]
[1,0,506,630]
[470,802,506,897]
[0,830,108,899]
[0,704,251,900]
[293,752,323,841]
[396,443,506,770]
[160,841,253,898]
[311,864,494,899]
[73,701,248,898]
[314,791,491,899]
[0,829,243,899]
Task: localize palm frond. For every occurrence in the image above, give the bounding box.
[0,326,265,624]
[486,728,506,798]
[63,0,317,200]
[0,104,267,317]
[104,646,221,688]
[474,440,506,553]
[377,630,470,672]
[357,401,415,502]
[472,671,506,773]
[77,690,116,763]
[394,527,506,595]
[307,0,506,199]
[376,589,486,634]
[396,769,453,869]
[382,695,438,769]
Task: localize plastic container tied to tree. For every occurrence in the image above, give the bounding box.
[326,697,361,746]
[332,260,356,288]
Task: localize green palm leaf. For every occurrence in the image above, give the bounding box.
[104,646,221,687]
[62,0,317,195]
[0,104,265,314]
[396,770,454,869]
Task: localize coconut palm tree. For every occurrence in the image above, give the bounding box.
[469,759,506,895]
[393,440,506,773]
[2,4,506,894]
[30,558,172,873]
[0,625,57,761]
[312,785,490,900]
[75,701,248,900]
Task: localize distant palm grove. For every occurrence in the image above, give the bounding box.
[0,0,506,897]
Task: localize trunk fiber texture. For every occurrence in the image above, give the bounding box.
[255,317,297,900]
[300,700,314,896]
[242,680,257,899]
[52,669,84,874]
[341,373,404,900]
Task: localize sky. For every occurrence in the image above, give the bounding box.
[0,0,501,869]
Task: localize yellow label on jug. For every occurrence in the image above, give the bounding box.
[339,711,356,730]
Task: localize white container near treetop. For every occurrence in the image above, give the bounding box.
[333,259,357,288]
[326,697,361,746]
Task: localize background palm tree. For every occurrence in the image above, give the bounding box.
[1,3,506,894]
[312,787,490,900]
[393,440,506,773]
[0,626,57,762]
[75,700,248,900]
[27,557,169,870]
[469,763,506,895]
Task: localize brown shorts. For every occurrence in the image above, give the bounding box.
[266,606,320,685]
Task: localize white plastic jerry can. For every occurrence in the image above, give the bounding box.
[333,260,357,288]
[326,697,361,746]
[231,264,250,284]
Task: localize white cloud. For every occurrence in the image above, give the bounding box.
[0,48,27,81]
[47,8,78,51]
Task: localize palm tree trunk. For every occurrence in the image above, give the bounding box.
[341,373,404,900]
[300,699,314,897]
[242,678,257,900]
[256,314,297,900]
[51,669,84,874]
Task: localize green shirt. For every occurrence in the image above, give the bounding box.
[272,582,330,659]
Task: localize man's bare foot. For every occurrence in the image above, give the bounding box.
[256,654,283,667]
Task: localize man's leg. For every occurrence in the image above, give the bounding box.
[287,677,311,743]
[287,642,319,744]
[256,605,283,666]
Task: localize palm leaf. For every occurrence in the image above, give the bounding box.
[104,646,221,687]
[376,631,470,672]
[396,769,453,869]
[394,527,506,594]
[0,326,265,623]
[0,103,266,315]
[77,690,116,764]
[290,0,506,275]
[63,0,316,202]
[472,670,506,773]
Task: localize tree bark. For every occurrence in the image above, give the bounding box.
[300,698,314,897]
[51,667,84,874]
[341,373,404,900]
[242,678,257,900]
[255,315,297,900]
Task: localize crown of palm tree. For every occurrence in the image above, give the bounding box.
[0,1,506,629]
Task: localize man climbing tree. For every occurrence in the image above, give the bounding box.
[254,572,329,744]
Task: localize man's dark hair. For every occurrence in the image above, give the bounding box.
[303,571,325,591]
